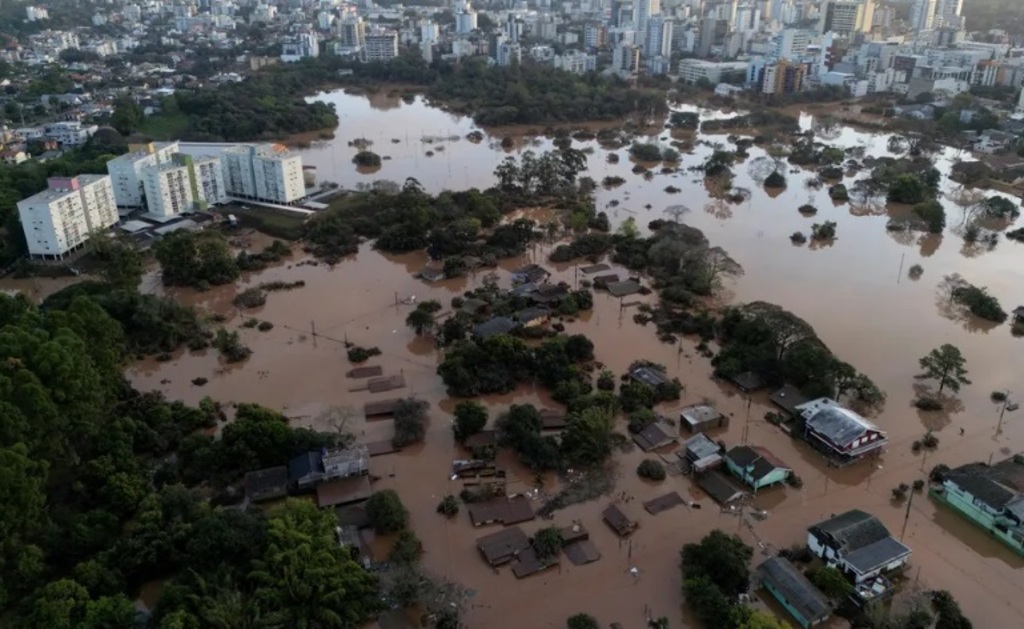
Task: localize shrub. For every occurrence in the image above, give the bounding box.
[798,204,818,215]
[921,431,939,449]
[347,345,382,363]
[913,200,946,233]
[533,526,564,561]
[233,287,266,308]
[628,408,657,433]
[790,231,807,244]
[828,183,849,201]
[389,530,423,564]
[257,321,274,332]
[764,171,787,188]
[915,397,943,411]
[352,150,382,167]
[913,479,925,492]
[811,221,837,240]
[929,463,950,482]
[437,494,460,517]
[637,459,666,481]
[786,474,803,489]
[566,614,600,629]
[992,390,1008,402]
[892,483,909,501]
[393,398,429,447]
[214,328,251,362]
[908,264,924,279]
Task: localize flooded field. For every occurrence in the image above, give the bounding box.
[8,89,1024,627]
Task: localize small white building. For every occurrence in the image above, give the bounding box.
[17,175,117,258]
[45,121,97,147]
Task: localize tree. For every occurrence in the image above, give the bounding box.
[680,530,753,596]
[916,344,971,394]
[683,575,735,628]
[637,459,666,481]
[88,232,145,290]
[567,613,600,629]
[392,398,428,447]
[436,494,459,517]
[405,306,435,336]
[807,566,853,600]
[888,174,929,204]
[366,490,408,533]
[251,500,378,627]
[532,527,563,561]
[736,609,790,629]
[388,530,422,565]
[559,407,615,466]
[453,401,488,443]
[154,231,239,287]
[110,96,144,135]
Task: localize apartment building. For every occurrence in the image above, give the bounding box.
[106,141,180,209]
[221,144,304,204]
[819,0,875,37]
[45,121,97,146]
[362,33,398,63]
[17,175,117,258]
[142,161,195,218]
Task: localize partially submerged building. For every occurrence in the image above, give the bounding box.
[758,556,831,629]
[602,504,638,537]
[807,510,911,584]
[725,445,791,491]
[933,455,1024,555]
[796,398,887,463]
[680,405,729,433]
[682,433,723,474]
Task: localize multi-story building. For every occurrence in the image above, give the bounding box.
[679,59,749,84]
[17,175,117,258]
[775,29,810,61]
[748,58,808,94]
[336,16,366,48]
[612,42,641,74]
[633,0,660,38]
[553,51,597,74]
[361,32,398,63]
[45,121,97,146]
[644,14,673,58]
[193,155,227,206]
[281,32,319,62]
[818,0,875,37]
[106,141,180,209]
[221,144,305,204]
[584,22,606,49]
[910,0,938,30]
[142,161,195,218]
[496,39,522,67]
[455,8,478,35]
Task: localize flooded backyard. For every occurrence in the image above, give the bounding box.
[10,89,1024,627]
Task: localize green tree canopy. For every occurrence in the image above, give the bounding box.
[916,344,971,394]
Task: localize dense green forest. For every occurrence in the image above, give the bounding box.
[0,286,383,626]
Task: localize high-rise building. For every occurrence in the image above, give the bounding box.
[281,32,319,62]
[361,32,398,62]
[336,16,365,48]
[644,14,673,58]
[818,0,875,37]
[107,142,181,209]
[1017,85,1024,113]
[612,41,641,74]
[633,0,660,37]
[910,0,938,30]
[749,58,807,94]
[584,22,606,48]
[697,17,728,57]
[775,29,810,61]
[455,8,477,34]
[18,175,117,258]
[221,144,305,204]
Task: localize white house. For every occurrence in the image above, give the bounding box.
[807,509,911,584]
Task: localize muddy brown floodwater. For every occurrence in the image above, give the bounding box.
[6,90,1024,628]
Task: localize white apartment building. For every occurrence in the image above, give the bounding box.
[362,33,398,62]
[221,144,305,204]
[45,121,97,146]
[644,15,673,58]
[553,51,597,74]
[336,16,366,48]
[281,33,319,62]
[142,162,195,219]
[193,156,227,206]
[17,175,117,258]
[819,0,875,37]
[106,141,180,209]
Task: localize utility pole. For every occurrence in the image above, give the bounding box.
[900,486,915,542]
[311,320,317,348]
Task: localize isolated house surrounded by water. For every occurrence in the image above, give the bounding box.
[724,445,791,491]
[807,510,911,584]
[933,456,1024,555]
[796,398,887,463]
[758,556,831,629]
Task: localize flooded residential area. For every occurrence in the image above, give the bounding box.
[11,88,1024,628]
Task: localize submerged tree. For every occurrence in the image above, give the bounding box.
[916,344,971,394]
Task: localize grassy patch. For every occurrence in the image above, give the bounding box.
[219,206,308,240]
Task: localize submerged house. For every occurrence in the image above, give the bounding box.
[511,263,550,285]
[758,557,831,629]
[796,398,887,463]
[933,456,1024,555]
[807,510,911,584]
[724,445,791,491]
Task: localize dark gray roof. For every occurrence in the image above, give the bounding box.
[288,451,323,482]
[698,470,748,504]
[244,466,289,501]
[770,384,810,416]
[760,557,831,623]
[809,509,891,553]
[606,279,642,297]
[805,405,881,447]
[945,465,1017,511]
[843,536,911,575]
[730,371,764,392]
[633,422,675,451]
[472,316,518,339]
[515,306,550,323]
[726,445,789,482]
[630,365,668,388]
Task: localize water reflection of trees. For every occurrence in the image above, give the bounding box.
[912,383,964,432]
[704,198,732,220]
